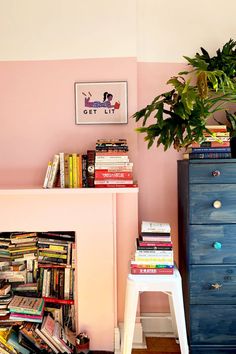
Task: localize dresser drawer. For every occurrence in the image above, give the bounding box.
[190,184,236,224]
[190,265,236,304]
[190,225,236,264]
[190,162,236,184]
[191,347,236,353]
[191,305,236,345]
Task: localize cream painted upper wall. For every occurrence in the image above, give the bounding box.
[0,0,137,60]
[137,0,236,62]
[1,0,236,62]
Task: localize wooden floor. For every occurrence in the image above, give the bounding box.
[132,337,181,354]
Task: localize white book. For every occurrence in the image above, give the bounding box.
[35,324,59,354]
[59,152,65,188]
[141,221,171,233]
[95,155,129,162]
[64,267,71,300]
[52,321,73,353]
[40,316,62,352]
[135,250,173,256]
[94,179,133,185]
[42,269,48,297]
[45,269,51,297]
[47,154,60,188]
[95,165,133,171]
[95,162,133,167]
[43,161,52,188]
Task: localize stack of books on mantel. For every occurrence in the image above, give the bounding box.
[130,221,174,275]
[183,125,231,160]
[94,138,137,188]
[43,138,137,189]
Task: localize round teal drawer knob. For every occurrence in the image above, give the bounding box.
[213,241,222,249]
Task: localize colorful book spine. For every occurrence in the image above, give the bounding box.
[43,161,52,189]
[77,154,82,188]
[95,155,129,162]
[138,240,172,247]
[47,154,60,188]
[95,183,137,188]
[87,150,95,187]
[94,179,133,185]
[82,154,88,187]
[64,153,70,188]
[72,153,78,188]
[9,312,43,323]
[189,152,231,159]
[141,221,171,234]
[42,297,74,305]
[191,141,230,148]
[130,267,174,275]
[191,147,231,153]
[59,152,65,188]
[95,151,128,156]
[69,155,73,188]
[131,263,174,269]
[95,170,133,180]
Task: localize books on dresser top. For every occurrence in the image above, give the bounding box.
[183,125,232,160]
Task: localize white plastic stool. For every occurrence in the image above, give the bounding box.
[122,267,189,354]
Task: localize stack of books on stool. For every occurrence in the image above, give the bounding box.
[130,221,174,275]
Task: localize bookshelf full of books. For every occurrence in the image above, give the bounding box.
[183,125,231,160]
[43,138,137,189]
[0,231,76,354]
[130,221,174,275]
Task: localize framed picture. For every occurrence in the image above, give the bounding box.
[75,81,128,125]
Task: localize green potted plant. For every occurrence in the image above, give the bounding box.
[133,39,236,151]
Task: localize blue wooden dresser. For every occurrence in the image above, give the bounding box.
[178,159,236,354]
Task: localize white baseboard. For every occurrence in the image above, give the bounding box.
[140,312,174,336]
[115,312,175,353]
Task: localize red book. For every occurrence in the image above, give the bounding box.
[43,297,74,305]
[95,170,133,180]
[95,183,138,188]
[10,312,43,322]
[138,240,173,247]
[130,267,174,275]
[191,141,230,148]
[38,264,68,268]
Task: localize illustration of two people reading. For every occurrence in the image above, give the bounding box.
[82,91,120,110]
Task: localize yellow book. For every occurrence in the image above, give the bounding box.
[39,252,67,259]
[72,153,78,188]
[69,155,73,188]
[49,245,65,251]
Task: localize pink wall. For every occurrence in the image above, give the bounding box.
[0,58,138,187]
[137,63,183,312]
[0,58,185,313]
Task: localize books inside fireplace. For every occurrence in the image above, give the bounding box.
[0,230,76,354]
